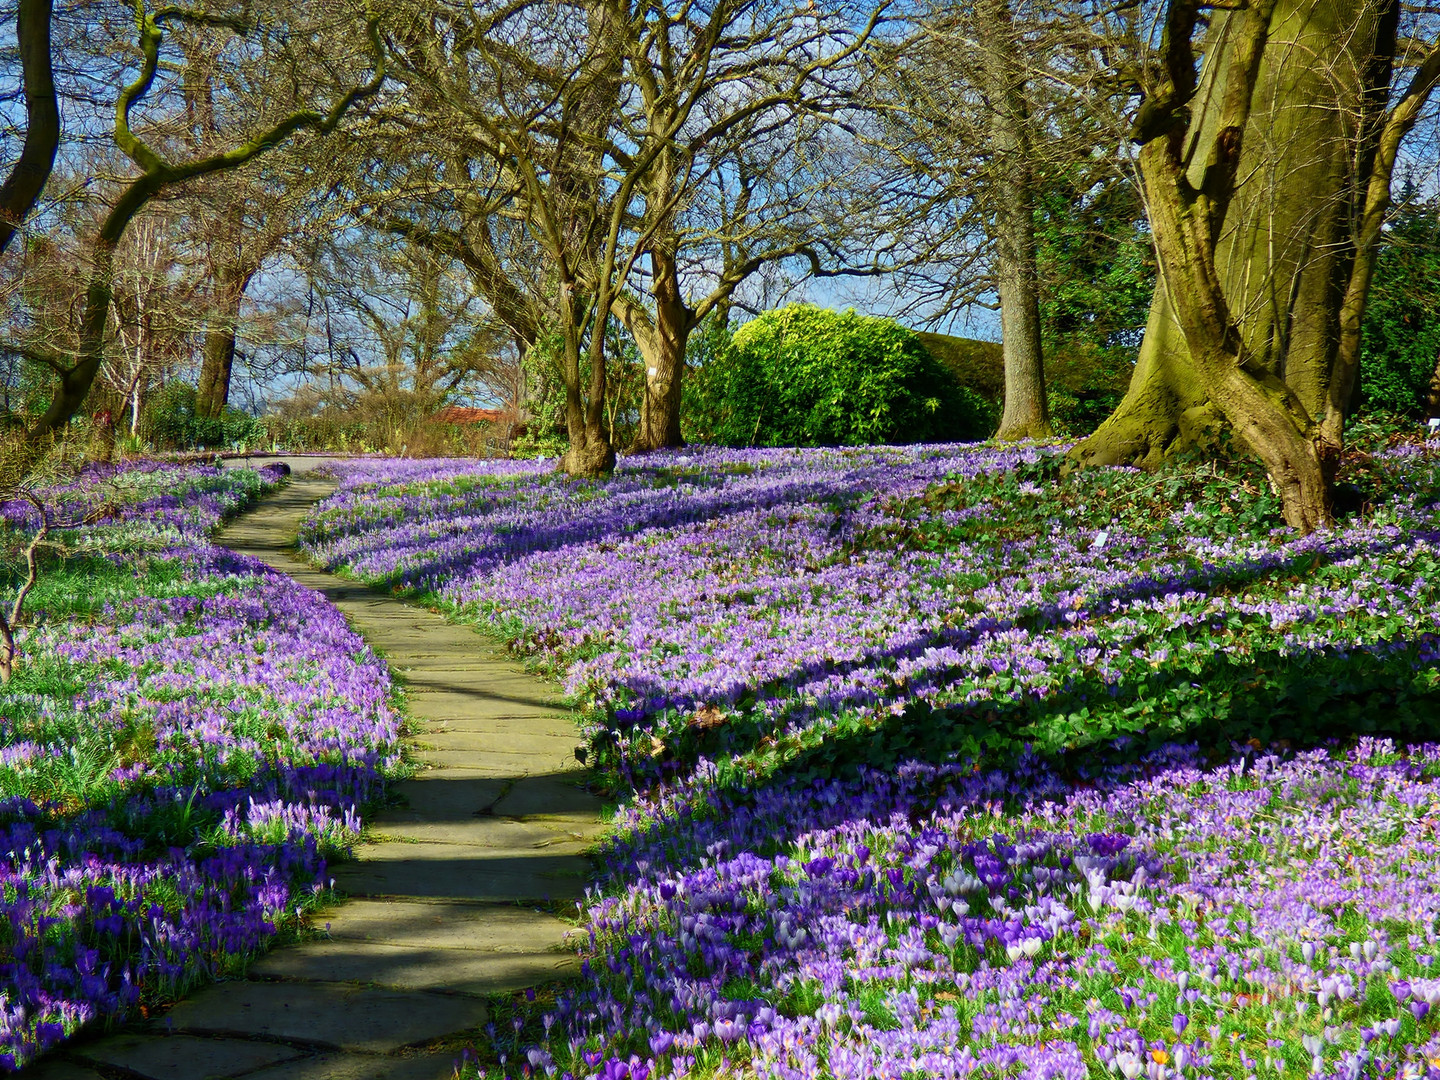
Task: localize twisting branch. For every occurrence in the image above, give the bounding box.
[0,492,50,684]
[0,0,60,256]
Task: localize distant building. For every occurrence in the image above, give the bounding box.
[431,406,504,426]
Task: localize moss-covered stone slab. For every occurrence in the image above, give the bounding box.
[312,899,574,952]
[334,843,588,902]
[367,811,585,850]
[72,1034,304,1079]
[249,940,576,995]
[244,1050,460,1080]
[165,981,487,1053]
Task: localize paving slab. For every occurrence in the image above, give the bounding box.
[335,844,588,902]
[406,688,569,718]
[494,776,606,821]
[388,653,516,671]
[245,1050,461,1080]
[72,1033,304,1079]
[392,773,600,815]
[249,940,576,994]
[19,1060,107,1080]
[165,981,487,1053]
[383,773,602,841]
[386,775,500,818]
[367,812,582,850]
[416,748,582,774]
[133,477,607,1074]
[378,641,499,656]
[313,900,574,952]
[419,715,578,737]
[360,627,488,646]
[416,729,580,757]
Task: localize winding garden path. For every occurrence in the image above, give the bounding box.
[35,463,603,1080]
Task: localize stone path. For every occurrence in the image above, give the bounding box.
[32,467,602,1080]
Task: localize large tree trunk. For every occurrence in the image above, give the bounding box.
[1083,0,1412,534]
[195,265,253,420]
[622,242,694,453]
[0,0,58,257]
[553,3,620,478]
[1139,134,1337,533]
[978,0,1051,441]
[1076,0,1389,470]
[195,321,237,421]
[556,280,616,478]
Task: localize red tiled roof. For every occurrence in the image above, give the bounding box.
[432,406,504,425]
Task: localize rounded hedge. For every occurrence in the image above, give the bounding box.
[707,305,994,447]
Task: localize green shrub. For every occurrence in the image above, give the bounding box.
[143,383,258,449]
[704,305,994,447]
[1044,343,1134,435]
[912,331,1133,438]
[1358,200,1440,418]
[679,315,734,445]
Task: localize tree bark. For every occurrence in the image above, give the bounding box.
[195,265,254,419]
[621,242,694,452]
[549,3,621,477]
[1138,135,1336,532]
[555,279,616,477]
[34,214,131,442]
[0,0,59,257]
[1075,0,1391,469]
[978,0,1051,441]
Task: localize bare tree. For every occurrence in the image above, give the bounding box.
[174,43,356,422]
[102,210,201,434]
[348,139,555,421]
[606,0,893,452]
[0,489,47,683]
[975,0,1051,439]
[12,0,384,475]
[376,0,891,470]
[299,227,509,406]
[377,0,629,474]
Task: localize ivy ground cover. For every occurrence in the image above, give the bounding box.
[303,444,1440,1079]
[0,462,403,1072]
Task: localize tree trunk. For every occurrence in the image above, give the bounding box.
[196,265,253,420]
[623,243,694,453]
[978,0,1051,441]
[561,431,617,476]
[1426,352,1440,418]
[195,322,237,421]
[556,282,616,478]
[1140,136,1336,532]
[1075,0,1389,469]
[33,239,120,443]
[1070,288,1218,468]
[0,0,58,257]
[552,3,621,478]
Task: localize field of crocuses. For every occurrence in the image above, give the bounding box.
[0,462,402,1072]
[303,443,1440,1079]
